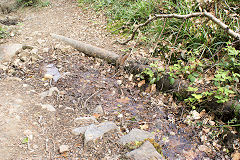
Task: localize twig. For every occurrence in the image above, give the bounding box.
[117,11,240,44]
[83,90,101,110]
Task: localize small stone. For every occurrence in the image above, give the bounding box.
[24,130,33,140]
[43,48,50,53]
[191,110,201,120]
[65,107,74,111]
[126,141,163,160]
[116,80,122,85]
[74,116,98,125]
[5,77,22,81]
[30,48,38,54]
[41,104,56,112]
[33,144,38,150]
[199,145,211,153]
[23,84,29,87]
[37,39,45,45]
[119,128,154,145]
[93,105,104,115]
[44,73,53,80]
[208,120,215,126]
[59,145,69,153]
[10,32,15,37]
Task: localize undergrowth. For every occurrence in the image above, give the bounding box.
[78,0,240,127]
[0,26,7,39]
[16,0,50,7]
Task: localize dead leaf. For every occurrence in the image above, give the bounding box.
[151,84,156,93]
[92,113,100,119]
[138,80,145,87]
[116,97,130,104]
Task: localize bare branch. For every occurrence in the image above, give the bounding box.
[117,11,240,44]
[203,11,240,40]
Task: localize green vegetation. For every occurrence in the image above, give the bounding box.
[16,0,50,7]
[0,26,7,39]
[78,0,240,125]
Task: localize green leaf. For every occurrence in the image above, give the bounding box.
[188,75,196,82]
[22,137,28,144]
[187,87,198,92]
[192,94,202,100]
[169,77,175,85]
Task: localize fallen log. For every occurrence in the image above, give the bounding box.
[51,34,120,64]
[51,33,187,91]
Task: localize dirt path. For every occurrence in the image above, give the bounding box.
[0,0,236,159]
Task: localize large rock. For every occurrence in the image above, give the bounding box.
[118,128,154,145]
[126,141,163,160]
[0,44,22,62]
[71,121,118,142]
[84,121,118,144]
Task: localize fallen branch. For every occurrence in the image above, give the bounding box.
[51,34,120,64]
[118,11,240,44]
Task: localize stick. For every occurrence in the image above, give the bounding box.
[118,11,240,44]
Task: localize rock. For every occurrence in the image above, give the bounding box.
[198,145,211,153]
[39,87,59,99]
[59,145,69,153]
[40,104,56,112]
[119,128,154,145]
[74,116,98,125]
[42,64,61,82]
[37,39,45,45]
[0,44,23,62]
[5,77,22,81]
[72,126,89,136]
[126,141,163,160]
[191,110,201,120]
[208,120,215,126]
[43,48,50,53]
[84,121,118,144]
[30,48,38,54]
[24,129,33,140]
[93,105,104,115]
[116,80,122,85]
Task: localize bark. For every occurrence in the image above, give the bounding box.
[51,34,120,64]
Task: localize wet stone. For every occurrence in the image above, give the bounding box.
[119,128,154,145]
[126,141,163,160]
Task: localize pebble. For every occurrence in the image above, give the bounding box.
[199,145,211,153]
[40,104,56,112]
[59,145,69,153]
[191,110,201,120]
[74,116,98,125]
[93,105,104,115]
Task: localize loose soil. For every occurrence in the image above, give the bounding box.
[0,0,238,159]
